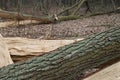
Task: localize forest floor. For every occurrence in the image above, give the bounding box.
[0,13,120,39]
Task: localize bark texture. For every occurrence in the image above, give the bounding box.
[0,27,120,80]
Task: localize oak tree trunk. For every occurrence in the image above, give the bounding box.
[0,27,120,80]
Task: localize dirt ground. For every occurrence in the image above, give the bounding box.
[0,13,120,39]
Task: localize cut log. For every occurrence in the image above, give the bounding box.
[0,27,120,80]
[4,37,83,62]
[0,34,13,68]
[5,37,84,56]
[0,9,52,23]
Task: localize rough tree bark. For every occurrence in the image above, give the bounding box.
[0,27,120,80]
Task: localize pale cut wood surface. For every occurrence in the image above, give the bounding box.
[84,61,120,80]
[0,35,13,68]
[4,37,84,56]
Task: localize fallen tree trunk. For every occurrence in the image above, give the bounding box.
[4,37,83,62]
[0,9,81,23]
[0,27,120,80]
[0,9,81,24]
[0,9,53,23]
[0,20,40,27]
[58,15,81,21]
[0,8,120,27]
[0,8,120,26]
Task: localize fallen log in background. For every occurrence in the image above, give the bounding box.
[4,37,83,62]
[0,20,39,27]
[0,8,120,26]
[0,26,120,80]
[0,9,52,23]
[0,9,80,25]
[0,34,13,68]
[0,9,81,24]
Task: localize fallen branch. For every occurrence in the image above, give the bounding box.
[0,8,119,26]
[0,9,53,23]
[58,15,81,21]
